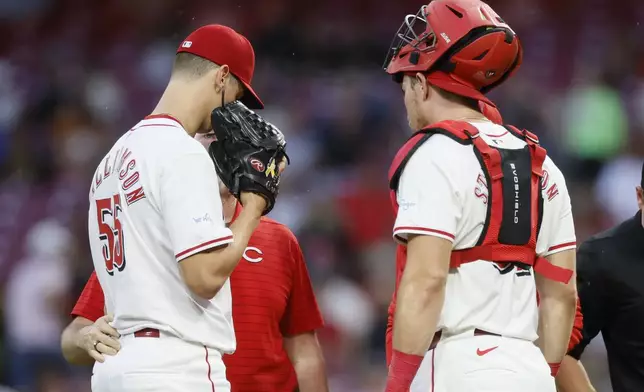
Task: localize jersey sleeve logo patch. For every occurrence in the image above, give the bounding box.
[398,197,416,211]
[192,213,213,224]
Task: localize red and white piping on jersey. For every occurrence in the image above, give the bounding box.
[176,236,234,261]
[393,226,455,244]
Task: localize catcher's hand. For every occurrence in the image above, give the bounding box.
[208,101,289,215]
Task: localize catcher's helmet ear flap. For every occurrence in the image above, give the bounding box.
[383,0,522,94]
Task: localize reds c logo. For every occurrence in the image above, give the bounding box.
[243,247,263,263]
[250,158,264,172]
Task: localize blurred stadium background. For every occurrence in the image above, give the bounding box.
[0,0,643,390]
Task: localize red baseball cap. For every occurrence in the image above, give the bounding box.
[177,24,264,109]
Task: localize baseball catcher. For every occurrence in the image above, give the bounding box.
[209,100,289,215]
[381,1,577,391]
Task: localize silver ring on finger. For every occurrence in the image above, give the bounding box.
[93,341,100,350]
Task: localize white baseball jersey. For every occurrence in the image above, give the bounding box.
[87,115,236,353]
[394,121,576,341]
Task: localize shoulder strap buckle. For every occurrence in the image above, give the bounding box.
[464,129,480,139]
[522,129,540,144]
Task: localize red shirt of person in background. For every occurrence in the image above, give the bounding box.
[71,203,324,392]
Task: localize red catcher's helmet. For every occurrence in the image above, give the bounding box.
[383,0,522,102]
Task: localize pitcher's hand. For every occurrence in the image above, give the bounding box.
[77,314,121,363]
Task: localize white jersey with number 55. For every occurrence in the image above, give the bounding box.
[87,115,236,353]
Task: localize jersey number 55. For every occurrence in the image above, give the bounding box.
[95,194,126,275]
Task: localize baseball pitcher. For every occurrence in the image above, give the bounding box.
[87,25,287,392]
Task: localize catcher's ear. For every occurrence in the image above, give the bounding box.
[414,72,430,100]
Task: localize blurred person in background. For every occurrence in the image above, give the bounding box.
[61,132,329,392]
[382,0,576,391]
[3,219,74,392]
[557,161,644,392]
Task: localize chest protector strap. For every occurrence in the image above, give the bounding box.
[388,121,573,284]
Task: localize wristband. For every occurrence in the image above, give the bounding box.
[385,349,424,392]
[548,362,561,377]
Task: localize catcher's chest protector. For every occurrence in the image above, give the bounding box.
[388,121,573,284]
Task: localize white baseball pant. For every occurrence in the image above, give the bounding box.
[91,328,229,392]
[410,330,556,392]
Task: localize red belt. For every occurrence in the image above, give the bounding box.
[428,328,501,350]
[134,328,160,338]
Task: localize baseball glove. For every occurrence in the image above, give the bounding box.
[208,100,289,215]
